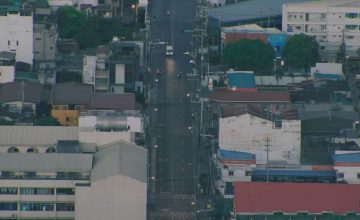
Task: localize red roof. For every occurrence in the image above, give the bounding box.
[208,89,290,103]
[234,182,360,214]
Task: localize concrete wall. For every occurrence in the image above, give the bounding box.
[82,55,96,85]
[75,175,146,220]
[335,165,360,184]
[0,66,15,83]
[0,12,33,64]
[51,110,79,126]
[33,23,57,61]
[79,130,132,145]
[219,114,301,164]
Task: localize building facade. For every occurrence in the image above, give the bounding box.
[0,7,33,64]
[333,151,360,184]
[283,0,360,60]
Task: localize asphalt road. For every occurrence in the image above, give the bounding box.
[147,0,199,219]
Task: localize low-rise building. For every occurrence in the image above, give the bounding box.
[310,63,344,80]
[333,151,360,184]
[0,81,44,115]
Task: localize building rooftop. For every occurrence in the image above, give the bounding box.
[0,153,93,172]
[222,24,281,34]
[0,51,15,61]
[208,0,314,23]
[90,93,138,111]
[49,82,94,105]
[284,0,360,8]
[0,81,44,104]
[299,111,359,121]
[234,182,360,214]
[92,140,147,183]
[208,88,290,103]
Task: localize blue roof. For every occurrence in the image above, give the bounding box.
[228,72,256,89]
[333,153,360,164]
[314,73,342,80]
[208,0,314,23]
[252,169,336,177]
[218,149,255,161]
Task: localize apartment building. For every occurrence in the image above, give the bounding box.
[283,0,360,60]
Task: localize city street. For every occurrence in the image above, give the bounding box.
[146,0,201,219]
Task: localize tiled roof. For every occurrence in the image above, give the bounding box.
[208,89,290,103]
[90,93,138,111]
[234,182,360,214]
[0,81,44,104]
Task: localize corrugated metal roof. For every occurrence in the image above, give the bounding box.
[219,149,255,160]
[0,81,44,104]
[235,182,360,214]
[92,140,147,183]
[0,153,93,172]
[90,93,137,111]
[333,152,360,163]
[252,169,336,177]
[208,0,314,23]
[284,0,360,8]
[299,111,359,121]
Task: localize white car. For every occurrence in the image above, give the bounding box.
[166,45,173,56]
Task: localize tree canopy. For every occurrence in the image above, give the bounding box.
[75,17,134,49]
[282,34,320,69]
[35,0,49,8]
[222,39,275,74]
[56,6,86,38]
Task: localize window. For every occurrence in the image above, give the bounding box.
[245,171,252,176]
[321,25,326,30]
[56,188,75,195]
[35,37,41,40]
[7,147,19,153]
[56,202,75,211]
[20,188,54,195]
[223,165,228,169]
[337,173,344,178]
[274,121,282,128]
[7,40,9,46]
[320,46,326,51]
[20,202,54,211]
[345,13,358,18]
[347,36,354,39]
[26,147,38,153]
[0,187,17,194]
[0,171,15,178]
[24,172,36,178]
[228,170,234,176]
[46,147,56,153]
[16,40,18,46]
[345,25,358,30]
[0,203,17,211]
[357,173,360,179]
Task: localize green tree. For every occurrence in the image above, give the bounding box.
[282,34,320,69]
[35,0,49,8]
[56,6,86,38]
[36,117,60,126]
[56,70,82,83]
[222,39,275,74]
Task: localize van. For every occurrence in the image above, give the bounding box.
[166,45,173,56]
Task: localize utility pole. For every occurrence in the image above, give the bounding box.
[264,137,271,182]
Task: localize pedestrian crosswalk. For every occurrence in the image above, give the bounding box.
[149,210,196,218]
[149,192,196,200]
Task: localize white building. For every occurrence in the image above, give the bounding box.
[215,149,256,198]
[0,126,147,220]
[310,63,344,80]
[333,151,360,184]
[283,0,360,60]
[82,55,96,86]
[219,110,301,164]
[0,8,33,64]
